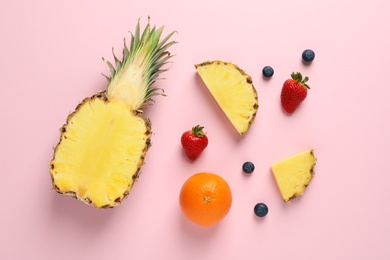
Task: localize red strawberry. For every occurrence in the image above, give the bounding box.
[181,125,208,161]
[281,72,310,113]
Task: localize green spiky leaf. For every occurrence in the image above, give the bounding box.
[104,18,177,110]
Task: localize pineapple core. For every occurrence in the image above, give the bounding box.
[271,150,316,202]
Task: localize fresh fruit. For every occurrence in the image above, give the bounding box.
[195,61,258,135]
[50,19,176,208]
[181,125,208,161]
[262,66,274,78]
[281,72,310,113]
[302,49,315,63]
[242,161,255,174]
[179,172,232,226]
[254,203,268,217]
[271,150,316,202]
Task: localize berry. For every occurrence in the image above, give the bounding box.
[181,125,208,161]
[262,66,274,78]
[242,161,255,174]
[254,203,268,217]
[302,49,315,63]
[281,72,310,113]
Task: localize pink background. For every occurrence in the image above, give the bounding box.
[1,0,390,259]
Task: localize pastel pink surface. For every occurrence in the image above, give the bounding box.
[1,0,390,259]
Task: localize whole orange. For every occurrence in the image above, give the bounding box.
[179,172,232,226]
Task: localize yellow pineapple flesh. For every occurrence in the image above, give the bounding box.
[195,61,258,135]
[271,150,316,203]
[51,94,151,208]
[50,19,176,208]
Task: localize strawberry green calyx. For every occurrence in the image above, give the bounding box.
[192,125,206,137]
[291,72,310,89]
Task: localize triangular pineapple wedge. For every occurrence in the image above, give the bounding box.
[50,19,176,208]
[195,61,258,135]
[271,150,317,202]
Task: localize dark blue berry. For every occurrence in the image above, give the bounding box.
[254,203,268,217]
[242,161,255,174]
[262,66,274,78]
[302,49,315,63]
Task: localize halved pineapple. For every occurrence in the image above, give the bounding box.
[195,61,258,135]
[50,19,176,208]
[271,150,317,203]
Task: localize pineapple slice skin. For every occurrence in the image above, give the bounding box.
[50,93,152,208]
[271,150,316,203]
[195,60,258,135]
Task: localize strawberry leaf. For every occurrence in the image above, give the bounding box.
[291,72,303,82]
[192,125,206,137]
[291,72,310,89]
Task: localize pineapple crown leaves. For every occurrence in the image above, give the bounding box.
[192,125,206,137]
[102,17,177,105]
[291,72,310,89]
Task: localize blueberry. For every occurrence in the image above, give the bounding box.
[242,161,255,174]
[262,66,274,78]
[254,203,268,217]
[302,49,315,63]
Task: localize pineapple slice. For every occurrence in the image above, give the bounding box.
[195,61,258,135]
[50,19,176,208]
[271,150,317,203]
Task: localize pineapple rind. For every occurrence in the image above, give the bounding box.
[195,60,258,135]
[271,150,316,203]
[105,18,176,110]
[50,93,152,208]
